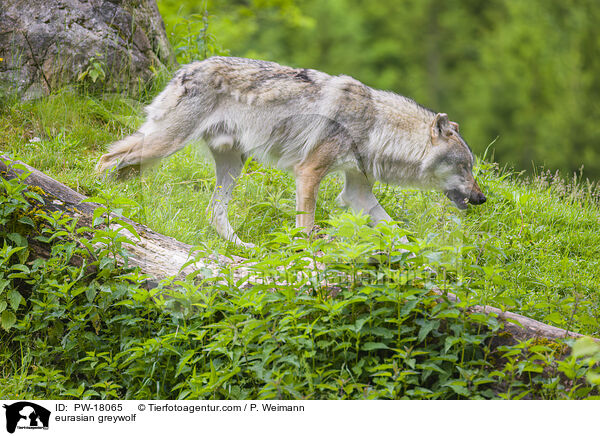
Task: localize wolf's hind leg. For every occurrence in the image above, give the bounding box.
[337,171,392,224]
[208,149,253,248]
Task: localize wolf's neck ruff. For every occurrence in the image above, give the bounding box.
[96,56,485,247]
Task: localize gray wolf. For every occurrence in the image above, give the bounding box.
[96,56,486,247]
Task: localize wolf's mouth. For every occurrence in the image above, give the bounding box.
[444,189,468,210]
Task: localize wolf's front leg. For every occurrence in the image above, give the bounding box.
[208,149,254,248]
[338,171,412,253]
[337,171,393,224]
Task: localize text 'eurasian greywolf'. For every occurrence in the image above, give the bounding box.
[97,56,486,247]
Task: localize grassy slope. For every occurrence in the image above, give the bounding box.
[1,89,599,337]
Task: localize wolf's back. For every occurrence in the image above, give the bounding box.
[97,56,380,175]
[179,56,325,106]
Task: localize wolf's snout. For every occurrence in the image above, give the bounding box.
[469,191,486,205]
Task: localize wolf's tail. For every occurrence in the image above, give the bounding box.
[95,127,186,176]
[96,76,205,176]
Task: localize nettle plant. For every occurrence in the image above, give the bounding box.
[77,53,107,84]
[0,160,141,331]
[0,163,33,330]
[1,164,599,399]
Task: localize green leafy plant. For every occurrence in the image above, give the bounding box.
[170,7,229,64]
[573,337,600,389]
[77,53,107,84]
[0,160,40,331]
[1,166,599,399]
[2,3,600,397]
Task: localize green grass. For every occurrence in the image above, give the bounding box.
[2,87,599,337]
[2,87,600,399]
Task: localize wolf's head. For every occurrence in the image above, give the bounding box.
[424,113,486,210]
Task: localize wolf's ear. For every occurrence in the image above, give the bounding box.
[431,113,451,140]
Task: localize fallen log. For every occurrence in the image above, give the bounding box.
[0,154,245,283]
[431,289,595,343]
[1,154,598,345]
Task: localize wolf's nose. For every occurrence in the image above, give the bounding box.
[470,192,486,205]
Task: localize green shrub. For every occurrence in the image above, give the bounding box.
[1,167,598,399]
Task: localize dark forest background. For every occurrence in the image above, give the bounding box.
[158,0,600,180]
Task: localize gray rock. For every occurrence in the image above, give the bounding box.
[0,0,174,98]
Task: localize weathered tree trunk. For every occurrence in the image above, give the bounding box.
[431,289,595,343]
[1,154,598,345]
[0,0,174,99]
[0,154,243,285]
